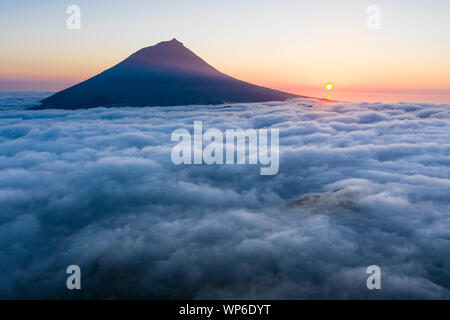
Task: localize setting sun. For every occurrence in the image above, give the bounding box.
[325,82,333,91]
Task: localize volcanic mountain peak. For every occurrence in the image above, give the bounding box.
[35,39,302,109]
[130,38,188,60]
[158,38,184,47]
[121,38,222,76]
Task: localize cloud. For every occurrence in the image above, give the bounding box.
[0,93,449,299]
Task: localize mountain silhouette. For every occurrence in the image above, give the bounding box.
[34,39,303,109]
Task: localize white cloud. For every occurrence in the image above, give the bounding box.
[0,94,449,298]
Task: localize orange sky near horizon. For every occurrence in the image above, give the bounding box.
[3,43,448,103]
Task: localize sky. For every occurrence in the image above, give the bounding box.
[1,0,449,103]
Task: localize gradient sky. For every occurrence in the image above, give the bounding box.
[1,0,449,102]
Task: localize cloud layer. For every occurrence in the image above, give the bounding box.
[0,93,449,299]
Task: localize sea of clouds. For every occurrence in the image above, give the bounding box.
[0,92,449,299]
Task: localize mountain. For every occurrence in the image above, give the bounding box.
[33,39,303,109]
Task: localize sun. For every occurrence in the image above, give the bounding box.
[325,82,333,91]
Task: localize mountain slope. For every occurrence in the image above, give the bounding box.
[34,39,302,109]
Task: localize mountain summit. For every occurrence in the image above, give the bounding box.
[35,39,302,109]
